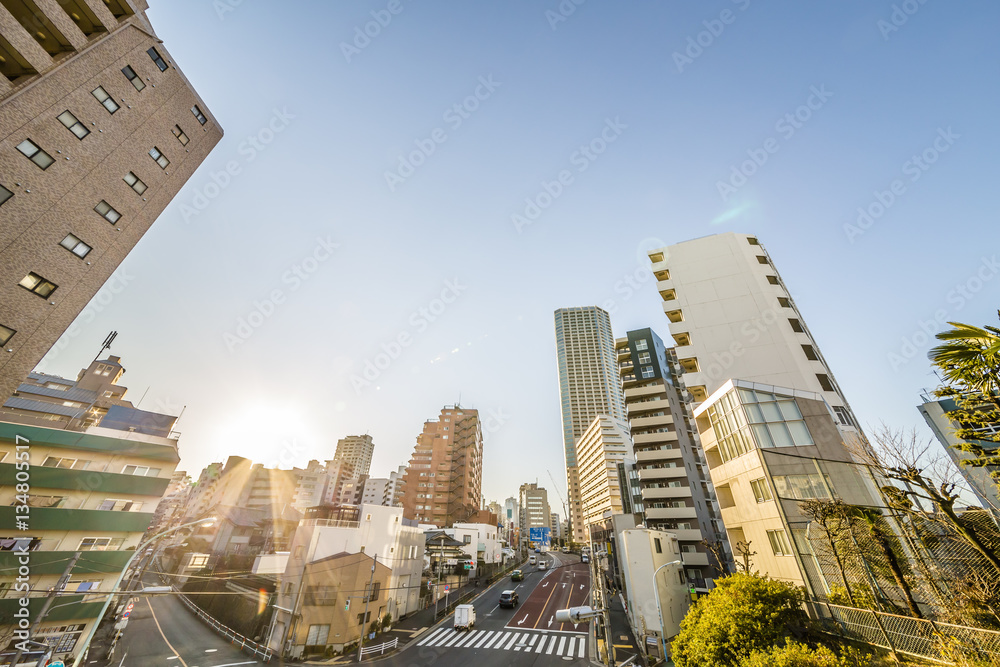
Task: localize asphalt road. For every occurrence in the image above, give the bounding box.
[392,551,592,667]
[90,570,260,667]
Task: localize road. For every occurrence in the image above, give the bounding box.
[90,569,260,667]
[400,551,591,667]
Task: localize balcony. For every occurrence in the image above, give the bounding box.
[637,467,688,481]
[641,486,691,500]
[660,528,704,542]
[678,358,700,373]
[0,506,153,532]
[681,551,710,567]
[632,431,678,445]
[634,447,682,462]
[664,309,684,323]
[672,332,691,347]
[624,384,662,400]
[631,413,673,429]
[627,397,670,413]
[645,507,698,520]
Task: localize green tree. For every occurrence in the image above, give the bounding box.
[670,573,806,667]
[739,641,871,667]
[847,506,922,618]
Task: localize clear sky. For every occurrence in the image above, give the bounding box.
[37,0,1000,509]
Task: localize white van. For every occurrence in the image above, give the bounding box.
[454,604,476,631]
[529,555,536,565]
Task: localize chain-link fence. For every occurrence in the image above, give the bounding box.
[815,603,1000,666]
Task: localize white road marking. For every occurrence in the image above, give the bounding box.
[578,636,586,658]
[428,629,455,647]
[472,630,495,648]
[528,635,538,646]
[485,631,508,648]
[417,628,447,646]
[442,631,466,647]
[204,649,218,653]
[548,616,553,627]
[454,630,479,647]
[209,663,258,667]
[516,613,529,625]
[566,637,576,656]
[504,632,522,650]
[558,636,567,655]
[546,635,559,654]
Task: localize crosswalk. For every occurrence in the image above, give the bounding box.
[415,626,587,659]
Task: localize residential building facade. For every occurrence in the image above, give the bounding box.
[554,306,627,543]
[576,416,633,529]
[0,0,222,400]
[518,483,551,546]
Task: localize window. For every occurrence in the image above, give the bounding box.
[367,582,381,602]
[756,255,769,264]
[801,345,818,361]
[189,554,209,568]
[17,139,54,169]
[124,171,147,194]
[635,339,648,351]
[147,46,168,71]
[94,200,122,223]
[57,110,89,139]
[750,478,772,503]
[638,352,651,364]
[777,297,792,308]
[42,456,90,470]
[97,499,143,512]
[121,65,145,91]
[0,325,14,346]
[766,529,793,556]
[149,146,169,169]
[766,275,779,285]
[816,374,835,392]
[788,318,804,333]
[79,537,114,551]
[747,236,760,245]
[91,85,119,113]
[773,474,832,500]
[833,406,854,428]
[305,623,329,646]
[654,538,662,554]
[24,494,67,508]
[641,366,655,379]
[172,124,189,145]
[0,183,12,207]
[191,104,208,125]
[356,611,371,626]
[463,535,472,544]
[19,272,58,298]
[122,465,160,477]
[60,234,92,258]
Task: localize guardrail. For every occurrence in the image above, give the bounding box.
[177,591,274,663]
[360,638,398,657]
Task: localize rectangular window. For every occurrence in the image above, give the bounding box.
[17,139,54,170]
[634,339,648,351]
[97,499,143,512]
[802,345,818,361]
[788,318,804,333]
[92,85,120,113]
[124,172,147,195]
[19,272,58,298]
[816,374,835,392]
[641,366,655,379]
[773,474,831,500]
[79,537,114,551]
[368,582,381,601]
[0,325,15,346]
[122,465,160,477]
[638,352,651,364]
[0,183,12,207]
[60,233,92,258]
[766,275,779,285]
[747,236,760,245]
[57,110,89,139]
[756,255,769,264]
[42,456,90,470]
[833,406,854,428]
[149,146,169,169]
[172,124,190,145]
[94,200,121,223]
[777,297,792,308]
[750,478,772,503]
[191,104,208,125]
[147,46,168,71]
[654,538,662,554]
[122,65,145,91]
[766,529,793,556]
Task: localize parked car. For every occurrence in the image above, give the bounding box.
[499,590,519,608]
[511,569,524,581]
[454,604,476,631]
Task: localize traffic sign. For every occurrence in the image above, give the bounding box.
[122,601,135,619]
[48,662,65,667]
[443,584,450,592]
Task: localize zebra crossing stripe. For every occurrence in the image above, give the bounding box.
[472,630,494,648]
[428,629,455,647]
[565,637,575,656]
[578,635,586,658]
[546,636,559,654]
[417,628,447,646]
[557,636,567,655]
[453,630,479,647]
[535,634,547,653]
[442,631,466,647]
[503,632,522,650]
[485,631,508,649]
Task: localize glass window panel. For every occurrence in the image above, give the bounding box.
[0,184,12,206]
[72,242,91,258]
[786,420,813,446]
[738,388,757,403]
[19,274,40,290]
[59,234,79,251]
[16,139,38,157]
[745,404,765,423]
[778,400,802,420]
[756,392,775,402]
[32,152,54,169]
[768,422,794,447]
[751,423,773,448]
[760,401,782,421]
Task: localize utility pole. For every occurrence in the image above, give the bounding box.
[433,535,446,618]
[11,552,81,666]
[356,554,377,663]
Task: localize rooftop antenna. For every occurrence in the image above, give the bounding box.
[92,331,117,365]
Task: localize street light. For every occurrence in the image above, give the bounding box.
[70,516,216,667]
[651,559,682,663]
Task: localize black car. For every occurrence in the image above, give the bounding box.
[499,590,519,608]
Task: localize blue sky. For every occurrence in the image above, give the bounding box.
[38,0,1000,508]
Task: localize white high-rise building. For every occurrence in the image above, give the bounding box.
[576,416,634,529]
[555,306,627,544]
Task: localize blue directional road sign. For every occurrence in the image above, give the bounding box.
[529,527,551,546]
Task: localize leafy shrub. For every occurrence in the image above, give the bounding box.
[739,641,872,667]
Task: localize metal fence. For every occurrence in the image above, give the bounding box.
[177,591,274,663]
[360,638,398,657]
[817,603,1000,666]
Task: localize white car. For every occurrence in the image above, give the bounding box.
[537,560,548,570]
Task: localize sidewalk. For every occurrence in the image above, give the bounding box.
[607,590,644,667]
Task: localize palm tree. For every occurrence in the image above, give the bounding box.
[928,311,1000,410]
